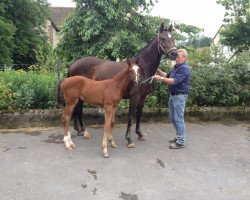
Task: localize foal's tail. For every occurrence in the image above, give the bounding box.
[56,80,65,106]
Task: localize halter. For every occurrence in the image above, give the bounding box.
[157,33,177,55]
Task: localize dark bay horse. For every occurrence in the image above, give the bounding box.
[58,59,140,157]
[68,23,178,148]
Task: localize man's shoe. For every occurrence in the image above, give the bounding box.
[169,137,177,143]
[169,142,185,149]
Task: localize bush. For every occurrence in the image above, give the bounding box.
[0,80,13,110]
[0,70,58,110]
[0,56,249,111]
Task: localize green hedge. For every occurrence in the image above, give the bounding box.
[147,58,250,108]
[0,70,58,110]
[0,59,249,111]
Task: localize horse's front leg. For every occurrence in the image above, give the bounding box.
[102,106,113,158]
[126,99,138,148]
[62,105,76,150]
[109,108,118,148]
[136,99,146,141]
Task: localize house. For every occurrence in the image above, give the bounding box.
[47,7,75,48]
[211,24,236,59]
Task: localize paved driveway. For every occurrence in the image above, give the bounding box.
[1,122,250,200]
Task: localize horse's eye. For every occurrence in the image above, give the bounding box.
[160,38,165,42]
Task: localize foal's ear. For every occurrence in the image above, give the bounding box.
[127,58,131,66]
[135,57,139,65]
[160,22,164,33]
[168,24,173,32]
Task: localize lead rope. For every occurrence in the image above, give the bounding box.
[138,75,155,85]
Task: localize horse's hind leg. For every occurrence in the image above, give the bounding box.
[109,108,118,148]
[63,104,76,150]
[73,99,91,139]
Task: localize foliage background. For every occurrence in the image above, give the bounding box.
[0,51,249,111]
[0,0,249,111]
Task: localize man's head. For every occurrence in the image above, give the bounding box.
[175,49,188,64]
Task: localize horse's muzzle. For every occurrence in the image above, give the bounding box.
[168,49,178,60]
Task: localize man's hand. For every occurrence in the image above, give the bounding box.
[154,75,163,81]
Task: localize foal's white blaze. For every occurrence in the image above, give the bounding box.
[132,65,140,83]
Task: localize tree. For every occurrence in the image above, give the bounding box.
[216,0,250,52]
[57,0,158,62]
[1,0,50,66]
[57,0,202,63]
[0,2,16,65]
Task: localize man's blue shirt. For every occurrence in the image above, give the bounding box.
[166,62,191,94]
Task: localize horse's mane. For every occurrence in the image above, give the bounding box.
[132,36,156,59]
[132,28,170,59]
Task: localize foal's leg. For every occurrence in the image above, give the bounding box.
[109,108,118,148]
[62,104,76,150]
[102,106,113,158]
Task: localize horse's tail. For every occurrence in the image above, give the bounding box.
[56,80,65,106]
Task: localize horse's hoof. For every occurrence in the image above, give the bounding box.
[83,131,91,139]
[70,143,76,148]
[127,143,136,148]
[138,136,146,141]
[76,130,83,136]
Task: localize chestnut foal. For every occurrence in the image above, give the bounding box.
[58,59,139,158]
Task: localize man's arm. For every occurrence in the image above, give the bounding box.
[154,74,174,84]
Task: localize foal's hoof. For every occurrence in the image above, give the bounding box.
[138,136,146,141]
[66,146,73,150]
[127,143,136,148]
[102,148,109,158]
[70,143,76,148]
[111,143,118,148]
[109,141,118,148]
[83,131,91,139]
[103,153,109,158]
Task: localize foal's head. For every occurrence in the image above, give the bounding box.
[127,58,140,84]
[158,23,178,60]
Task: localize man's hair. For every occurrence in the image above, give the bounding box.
[178,49,188,60]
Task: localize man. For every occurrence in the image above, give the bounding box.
[154,49,191,149]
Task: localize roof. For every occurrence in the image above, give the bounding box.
[49,7,75,30]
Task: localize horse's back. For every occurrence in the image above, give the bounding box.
[68,56,127,80]
[68,56,107,78]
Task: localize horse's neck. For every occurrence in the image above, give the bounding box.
[139,37,162,77]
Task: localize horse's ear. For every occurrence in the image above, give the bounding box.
[127,58,131,66]
[168,24,173,32]
[135,57,139,65]
[160,22,164,33]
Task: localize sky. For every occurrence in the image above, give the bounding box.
[48,0,225,37]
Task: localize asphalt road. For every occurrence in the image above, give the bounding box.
[1,122,250,200]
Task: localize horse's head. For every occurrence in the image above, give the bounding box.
[158,23,178,60]
[127,58,140,84]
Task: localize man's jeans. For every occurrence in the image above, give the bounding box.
[168,94,188,145]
